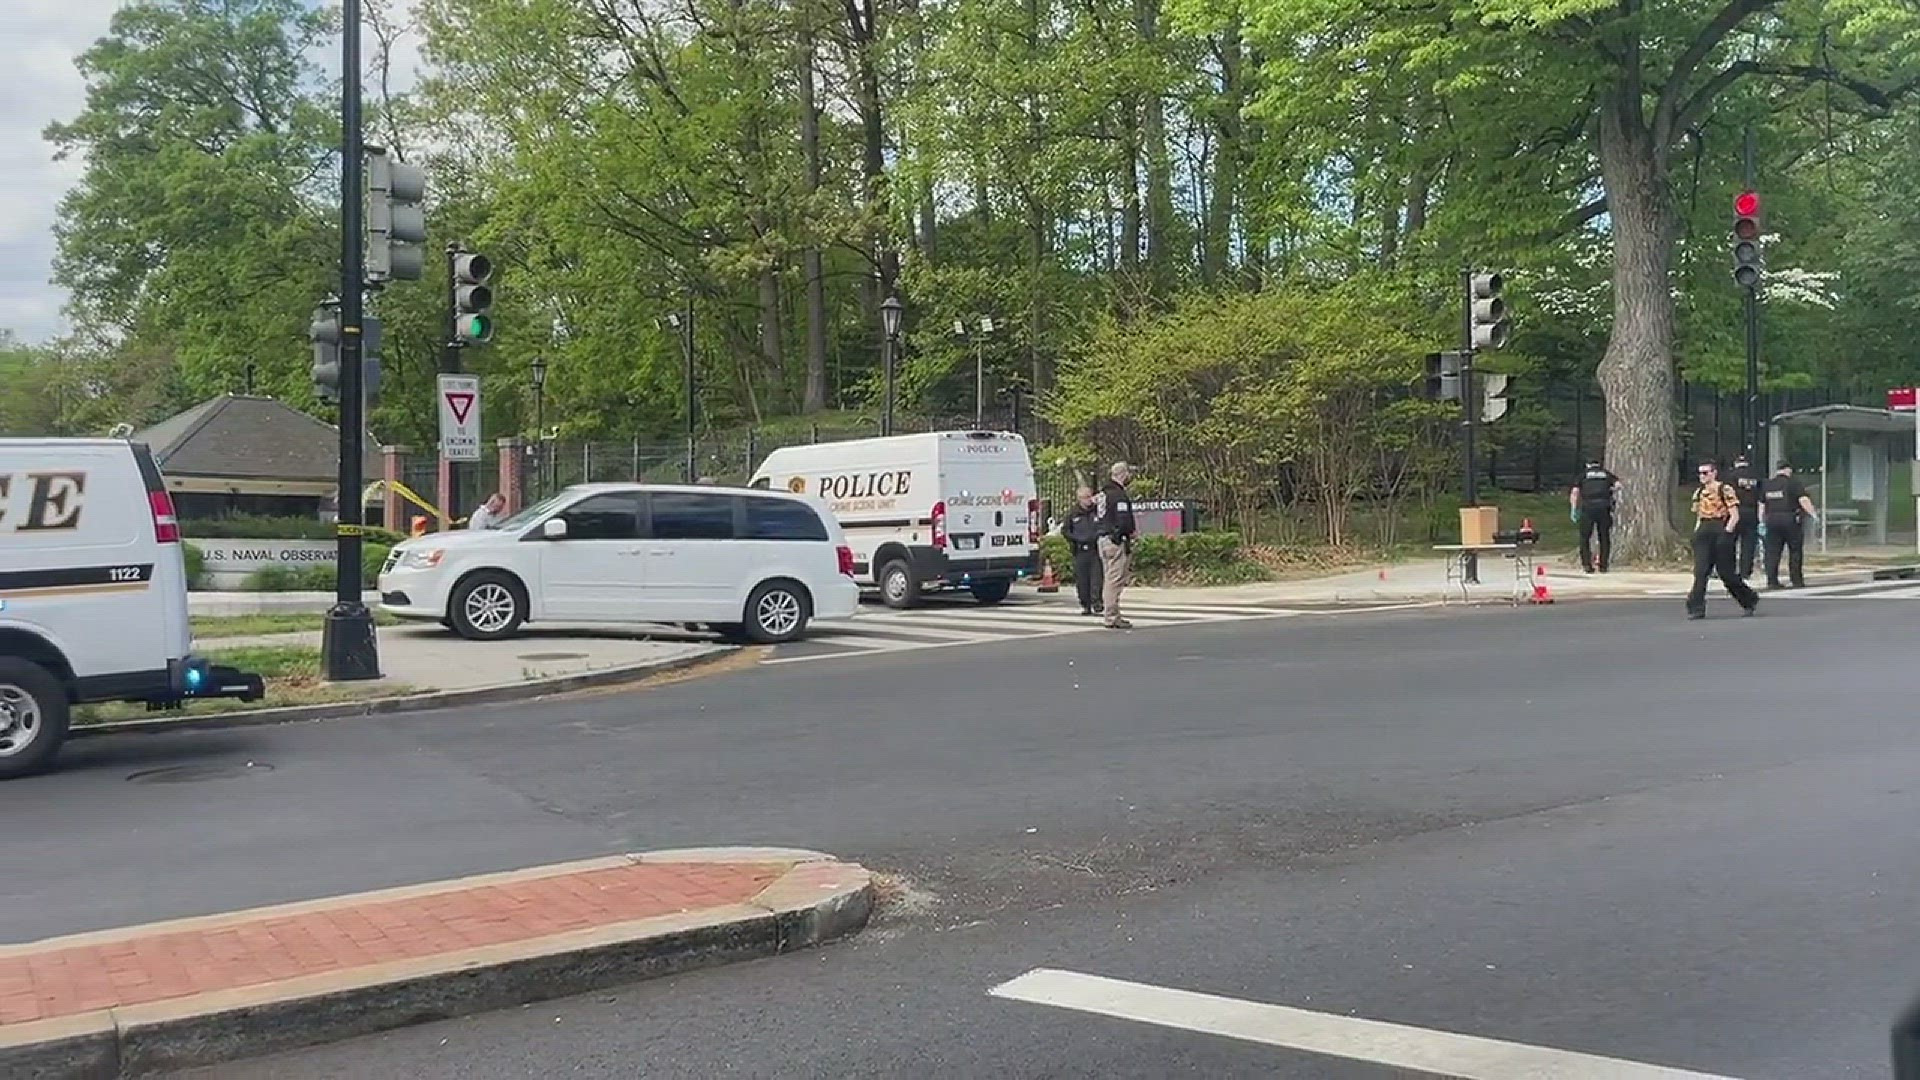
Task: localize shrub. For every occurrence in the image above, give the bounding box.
[182,516,403,545]
[1036,530,1261,586]
[182,543,207,591]
[240,543,390,592]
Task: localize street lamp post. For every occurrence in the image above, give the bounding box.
[667,303,696,480]
[880,295,903,437]
[529,356,547,499]
[953,315,997,429]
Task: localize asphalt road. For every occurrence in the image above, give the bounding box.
[8,593,1919,1077]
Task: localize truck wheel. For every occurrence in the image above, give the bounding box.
[969,579,1013,605]
[879,559,921,610]
[0,658,70,780]
[449,572,527,640]
[745,580,811,644]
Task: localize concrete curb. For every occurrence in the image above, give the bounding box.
[0,850,874,1079]
[70,646,737,740]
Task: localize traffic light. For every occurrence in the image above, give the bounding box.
[453,251,494,344]
[1423,351,1462,401]
[1733,190,1762,290]
[310,303,342,403]
[1481,372,1511,422]
[362,313,383,408]
[1468,272,1509,350]
[367,149,426,282]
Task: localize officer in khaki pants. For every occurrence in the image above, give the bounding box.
[1096,462,1137,629]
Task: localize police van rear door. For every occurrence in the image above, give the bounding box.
[938,432,1038,562]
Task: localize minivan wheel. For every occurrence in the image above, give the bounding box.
[879,559,921,610]
[0,658,70,779]
[450,572,526,640]
[969,579,1013,605]
[745,581,811,644]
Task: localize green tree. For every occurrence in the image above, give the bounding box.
[1198,0,1920,560]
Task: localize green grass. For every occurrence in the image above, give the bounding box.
[72,644,410,726]
[191,611,398,639]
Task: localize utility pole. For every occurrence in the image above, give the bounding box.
[321,0,379,682]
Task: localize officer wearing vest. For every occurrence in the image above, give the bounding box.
[1686,460,1759,620]
[1568,459,1619,573]
[1728,453,1763,579]
[1760,461,1817,589]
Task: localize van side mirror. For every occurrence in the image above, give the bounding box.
[542,518,568,540]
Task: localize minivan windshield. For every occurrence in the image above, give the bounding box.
[490,490,575,533]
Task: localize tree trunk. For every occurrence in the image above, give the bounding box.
[1595,95,1678,562]
[798,16,829,412]
[1120,102,1142,275]
[1202,23,1242,286]
[847,0,896,301]
[758,268,785,405]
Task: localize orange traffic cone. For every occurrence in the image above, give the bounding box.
[1529,563,1554,604]
[1037,559,1060,593]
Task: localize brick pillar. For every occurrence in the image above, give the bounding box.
[497,437,526,514]
[380,446,408,532]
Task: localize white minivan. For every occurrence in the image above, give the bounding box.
[378,483,859,643]
[750,431,1040,608]
[0,438,263,778]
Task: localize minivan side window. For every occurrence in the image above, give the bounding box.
[744,497,829,541]
[558,493,642,540]
[648,492,736,540]
[749,477,770,490]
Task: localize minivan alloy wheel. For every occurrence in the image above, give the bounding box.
[463,582,517,635]
[0,683,42,758]
[756,589,803,638]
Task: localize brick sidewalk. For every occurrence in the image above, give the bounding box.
[0,858,780,1027]
[0,849,866,1037]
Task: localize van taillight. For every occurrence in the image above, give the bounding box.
[837,545,855,577]
[149,490,180,543]
[931,502,948,549]
[1028,498,1041,544]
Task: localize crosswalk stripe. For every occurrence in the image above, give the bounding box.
[990,969,1738,1080]
[818,620,1059,642]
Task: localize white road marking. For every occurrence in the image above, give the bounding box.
[989,969,1740,1080]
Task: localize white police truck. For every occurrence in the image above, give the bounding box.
[0,439,263,778]
[750,431,1041,608]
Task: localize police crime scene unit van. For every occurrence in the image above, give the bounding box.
[750,431,1040,608]
[0,439,263,778]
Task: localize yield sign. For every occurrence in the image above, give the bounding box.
[444,391,476,425]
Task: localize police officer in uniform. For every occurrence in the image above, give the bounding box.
[1686,460,1759,620]
[1760,461,1817,589]
[1728,453,1763,579]
[1568,459,1619,573]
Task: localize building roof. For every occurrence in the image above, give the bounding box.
[133,395,382,483]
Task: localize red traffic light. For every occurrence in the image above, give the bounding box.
[1734,190,1760,216]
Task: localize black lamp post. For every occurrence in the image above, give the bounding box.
[529,356,547,498]
[880,295,903,437]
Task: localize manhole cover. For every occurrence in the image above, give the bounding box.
[127,762,274,784]
[517,652,588,661]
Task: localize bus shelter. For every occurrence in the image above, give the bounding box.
[1767,404,1916,554]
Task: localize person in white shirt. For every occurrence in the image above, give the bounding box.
[468,492,506,530]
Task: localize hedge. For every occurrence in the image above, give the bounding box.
[182,515,404,546]
[240,543,390,592]
[1038,530,1264,586]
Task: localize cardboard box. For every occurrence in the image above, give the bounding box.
[1460,506,1499,547]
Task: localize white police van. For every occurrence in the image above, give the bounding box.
[0,439,263,778]
[750,431,1040,608]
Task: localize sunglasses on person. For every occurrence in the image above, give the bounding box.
[1697,467,1714,476]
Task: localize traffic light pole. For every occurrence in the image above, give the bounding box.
[442,242,464,515]
[322,0,380,682]
[1742,123,1762,461]
[1460,268,1480,584]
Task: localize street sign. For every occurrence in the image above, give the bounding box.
[438,374,481,461]
[1890,387,1916,412]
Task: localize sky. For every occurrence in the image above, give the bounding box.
[0,1,426,346]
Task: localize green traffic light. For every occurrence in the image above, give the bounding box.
[462,314,493,342]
